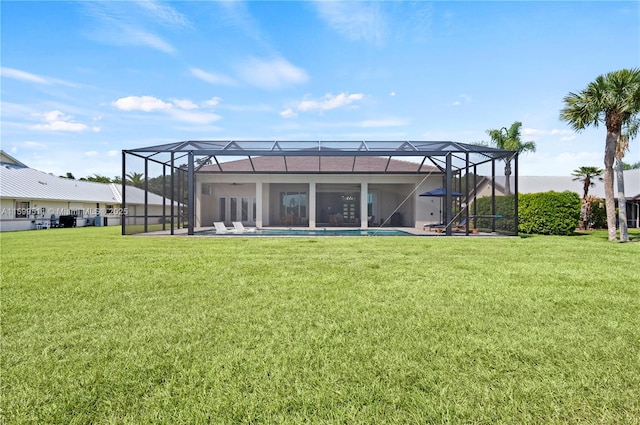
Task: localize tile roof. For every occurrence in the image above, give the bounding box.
[199,155,442,173]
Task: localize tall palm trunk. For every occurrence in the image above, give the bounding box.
[582,177,591,199]
[503,160,511,195]
[604,120,620,241]
[615,158,629,242]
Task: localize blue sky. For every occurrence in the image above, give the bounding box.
[1,1,639,178]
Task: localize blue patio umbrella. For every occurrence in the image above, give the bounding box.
[419,187,463,223]
[419,187,463,197]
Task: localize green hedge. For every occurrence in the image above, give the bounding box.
[473,194,516,234]
[518,191,581,235]
[472,191,581,235]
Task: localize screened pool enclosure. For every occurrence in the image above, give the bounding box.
[121,141,519,236]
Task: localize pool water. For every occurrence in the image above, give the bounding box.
[200,228,413,236]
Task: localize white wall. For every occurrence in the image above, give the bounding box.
[0,198,161,231]
[196,173,442,228]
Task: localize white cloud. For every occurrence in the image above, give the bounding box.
[1,67,49,84]
[520,150,603,176]
[107,150,119,157]
[112,96,173,112]
[297,93,365,113]
[112,95,222,124]
[172,99,199,110]
[450,93,472,106]
[523,128,577,141]
[136,1,190,28]
[30,110,92,132]
[314,1,386,45]
[23,141,48,149]
[168,109,221,125]
[1,67,78,87]
[81,2,184,54]
[190,68,236,85]
[390,92,396,97]
[280,108,297,119]
[312,118,408,128]
[237,57,308,90]
[85,151,99,157]
[128,28,176,54]
[203,97,222,107]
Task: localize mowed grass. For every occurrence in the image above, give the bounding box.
[1,228,639,424]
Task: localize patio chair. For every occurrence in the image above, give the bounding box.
[232,222,256,232]
[214,222,236,234]
[432,218,478,234]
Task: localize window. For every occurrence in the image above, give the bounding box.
[106,205,115,214]
[241,197,249,221]
[230,198,237,221]
[70,209,84,218]
[201,183,211,195]
[219,198,226,221]
[280,192,307,219]
[15,201,30,218]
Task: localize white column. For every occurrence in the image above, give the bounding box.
[255,182,263,228]
[360,182,368,229]
[309,182,316,228]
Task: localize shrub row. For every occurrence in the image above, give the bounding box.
[473,194,516,233]
[472,191,581,235]
[518,191,581,235]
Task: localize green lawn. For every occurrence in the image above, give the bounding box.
[2,227,639,424]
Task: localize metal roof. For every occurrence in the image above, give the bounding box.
[0,165,167,205]
[501,169,640,200]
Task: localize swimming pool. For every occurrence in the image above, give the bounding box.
[199,228,413,237]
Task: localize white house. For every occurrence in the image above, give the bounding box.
[122,141,519,236]
[0,151,174,232]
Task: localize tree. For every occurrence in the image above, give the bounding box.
[571,166,603,230]
[126,172,145,188]
[622,161,640,170]
[60,172,75,179]
[615,116,638,241]
[80,174,112,183]
[486,121,536,195]
[571,166,603,199]
[559,68,640,241]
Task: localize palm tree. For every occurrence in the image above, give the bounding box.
[615,116,638,241]
[126,172,145,188]
[560,68,640,241]
[571,166,603,199]
[486,121,536,195]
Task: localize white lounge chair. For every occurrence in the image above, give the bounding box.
[214,222,236,234]
[232,221,256,232]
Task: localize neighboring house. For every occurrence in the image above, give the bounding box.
[0,151,172,232]
[474,170,640,228]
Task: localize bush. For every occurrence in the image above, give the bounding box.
[473,194,516,234]
[518,191,581,235]
[588,197,607,229]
